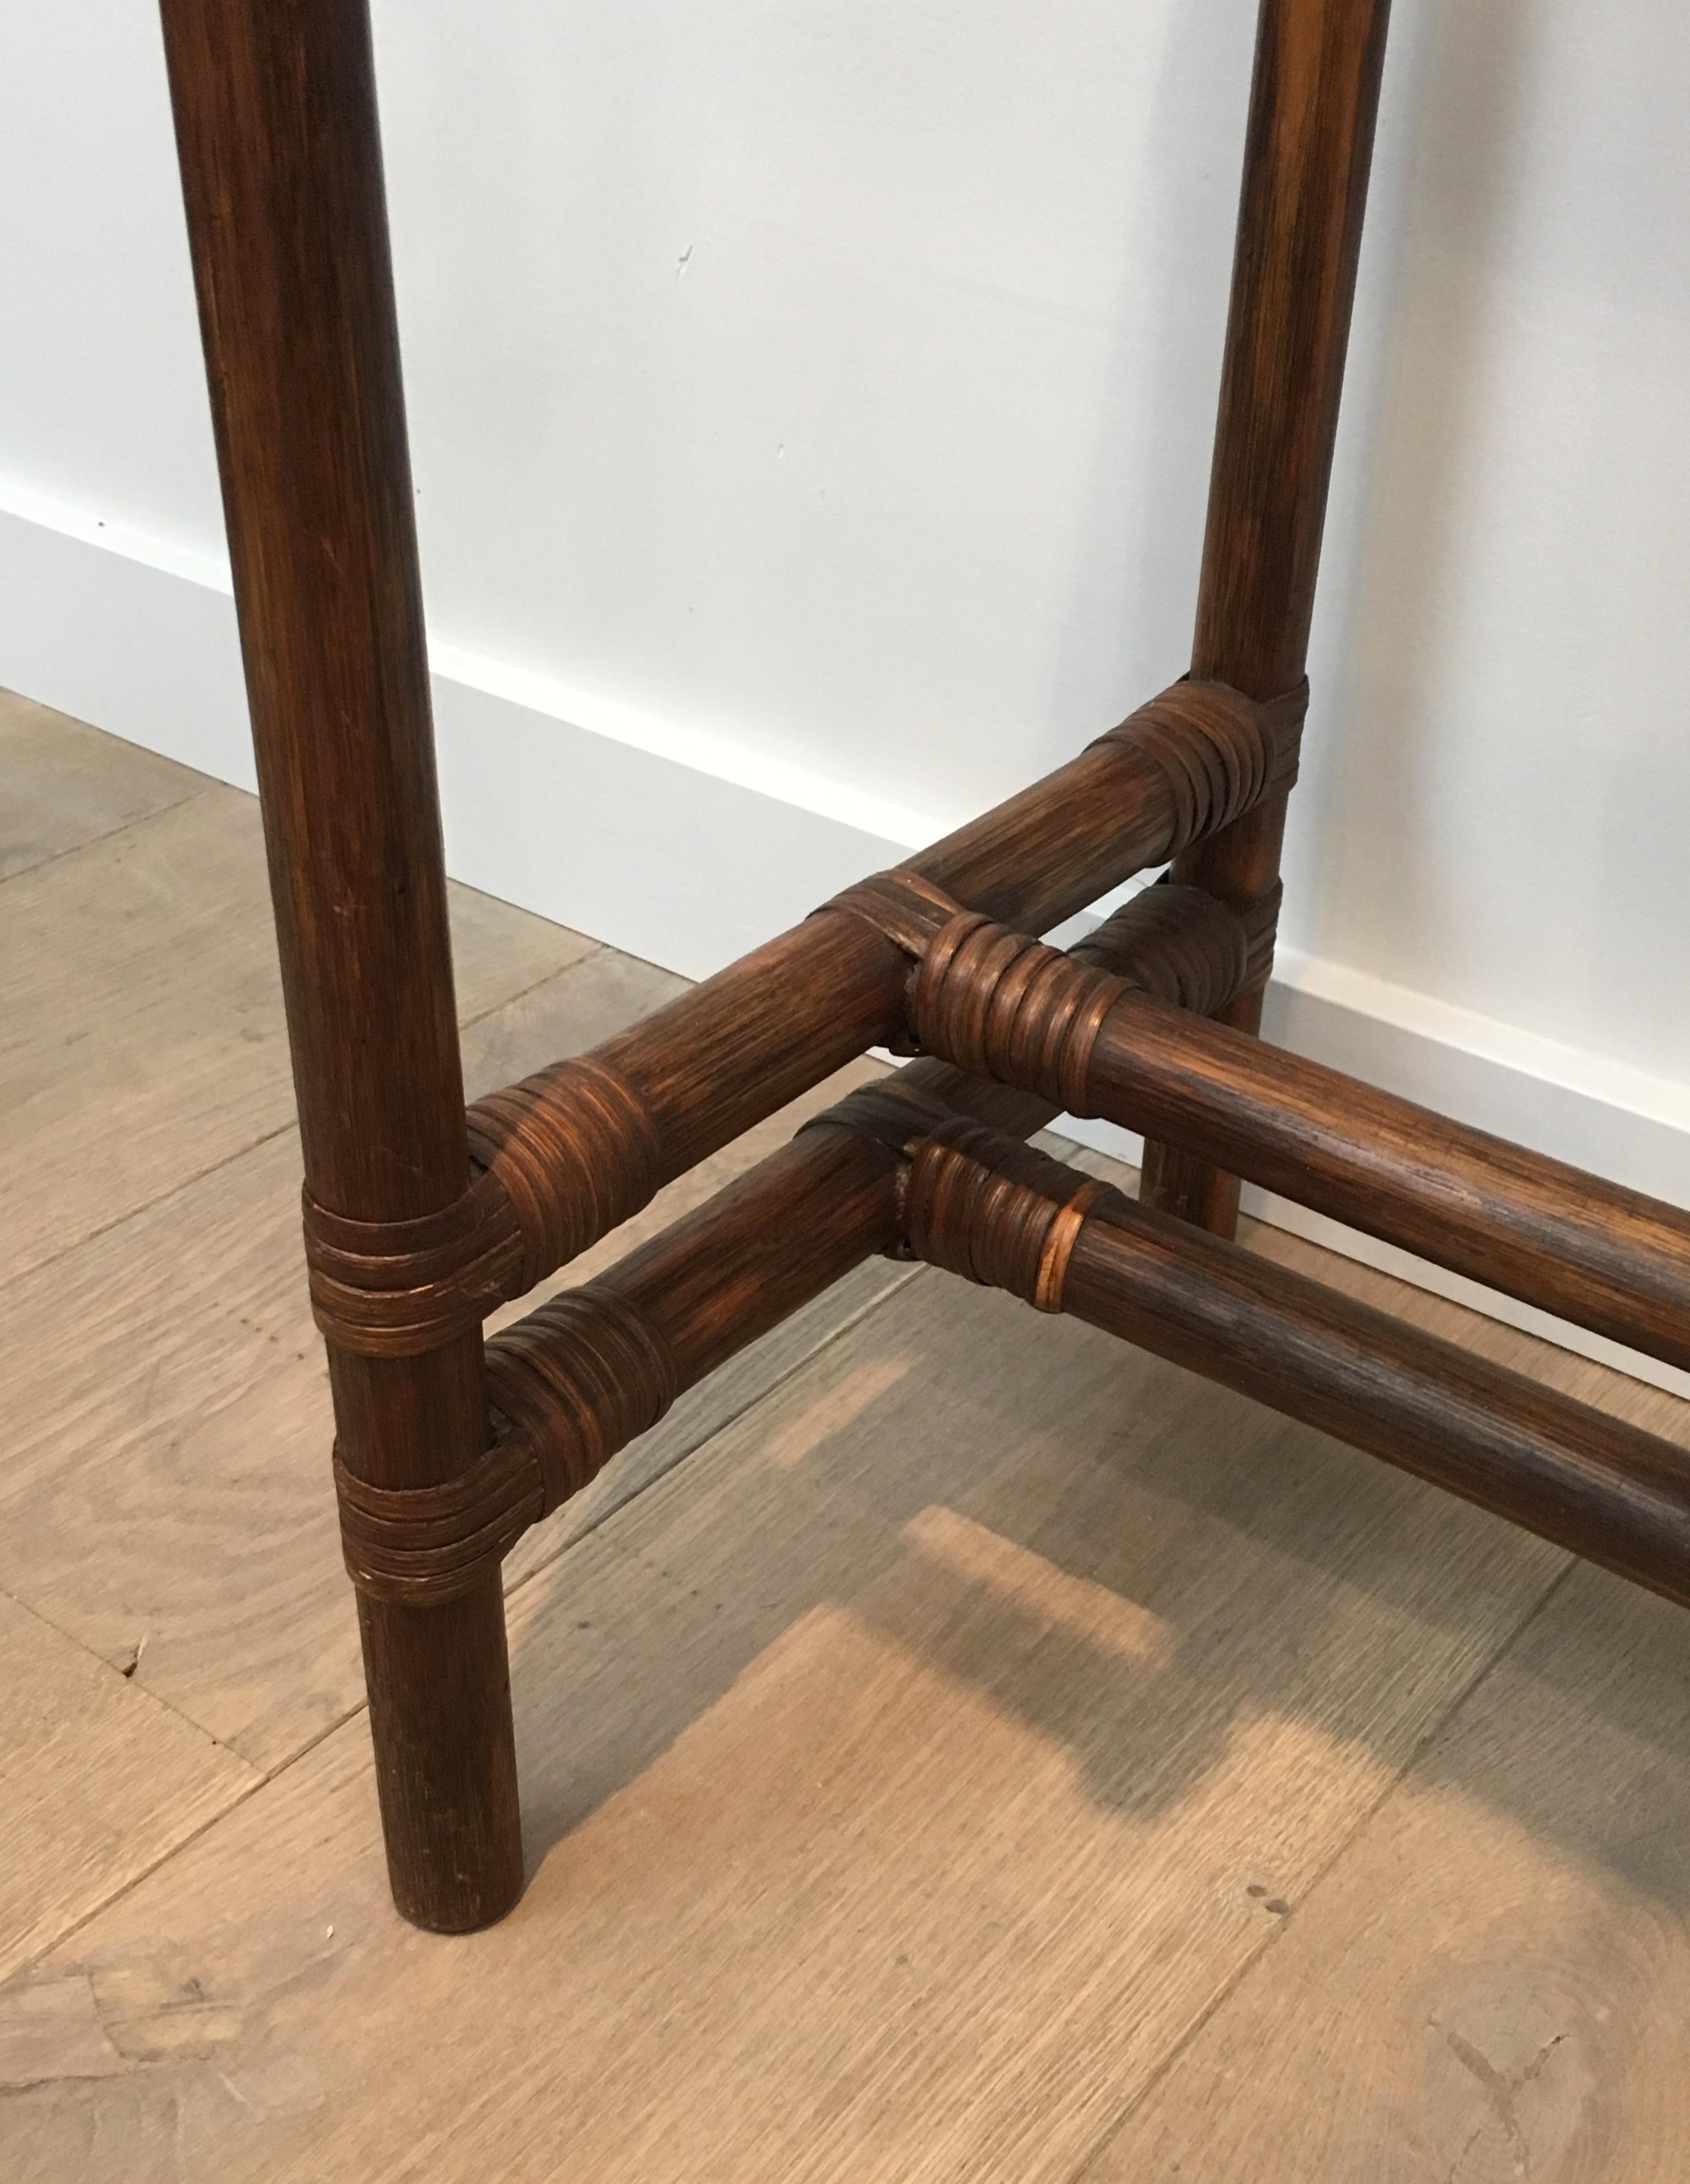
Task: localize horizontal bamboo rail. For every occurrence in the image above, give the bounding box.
[903,1124,1690,1611]
[297,759,1299,1361]
[333,889,1254,1603]
[899,911,1690,1374]
[1092,997,1690,1371]
[499,674,1298,1201]
[303,681,1301,1354]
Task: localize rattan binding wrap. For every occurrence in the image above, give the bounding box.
[303,677,1300,1363]
[303,1057,662,1358]
[901,1119,1128,1313]
[912,918,1126,1113]
[335,1285,680,1606]
[1088,677,1305,855]
[822,869,963,959]
[310,682,1301,1597]
[465,1055,663,1297]
[302,1183,517,1359]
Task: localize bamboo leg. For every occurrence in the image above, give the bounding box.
[1140,0,1394,1237]
[159,0,523,1929]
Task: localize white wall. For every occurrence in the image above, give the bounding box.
[5,2,1690,1385]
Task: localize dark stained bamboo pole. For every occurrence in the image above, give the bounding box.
[1140,0,1393,1237]
[1091,994,1690,1375]
[478,894,1239,1519]
[620,724,1227,1178]
[906,1133,1690,1611]
[159,0,522,1927]
[445,685,1296,1305]
[1064,1198,1690,1611]
[906,920,1690,1374]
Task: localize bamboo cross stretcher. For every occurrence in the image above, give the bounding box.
[157,0,1690,1939]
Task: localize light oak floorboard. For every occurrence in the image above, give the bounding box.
[0,1589,257,1991]
[0,690,209,884]
[0,783,594,1285]
[1082,1553,1690,2183]
[0,1247,1585,2183]
[0,930,904,1771]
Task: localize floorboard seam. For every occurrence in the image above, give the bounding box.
[0,781,221,894]
[0,949,606,1302]
[2,1769,269,1993]
[0,1579,265,1778]
[0,1119,303,1299]
[454,938,607,1037]
[1058,1555,1580,2183]
[0,1584,269,1992]
[500,1262,930,1591]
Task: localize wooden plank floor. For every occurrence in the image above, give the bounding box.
[3,694,1689,2180]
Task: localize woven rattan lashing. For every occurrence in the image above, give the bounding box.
[486,1287,680,1509]
[301,1055,662,1359]
[1088,677,1307,855]
[911,918,1126,1115]
[902,887,1285,1123]
[334,1283,680,1606]
[820,869,965,960]
[900,1119,1127,1313]
[301,1173,518,1359]
[465,1055,663,1298]
[1084,881,1251,1011]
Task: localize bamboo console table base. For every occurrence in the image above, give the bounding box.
[157,0,1690,1942]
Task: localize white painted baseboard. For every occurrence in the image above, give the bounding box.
[5,486,1688,1398]
[0,486,917,980]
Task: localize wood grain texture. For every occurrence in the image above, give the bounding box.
[386,891,1219,1609]
[1062,1174,1690,1608]
[0,690,209,883]
[1252,1217,1690,1442]
[158,0,606,1918]
[0,1248,1587,2182]
[1083,1555,1690,2182]
[891,1117,1690,1609]
[439,674,1301,1315]
[0,784,592,1287]
[1143,0,1393,1234]
[1098,990,1690,1373]
[907,921,1690,1374]
[0,931,904,1771]
[0,1589,257,1989]
[1190,0,1394,701]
